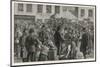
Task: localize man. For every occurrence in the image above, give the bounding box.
[25,28,38,61]
[54,26,64,56]
[19,29,28,62]
[80,28,88,59]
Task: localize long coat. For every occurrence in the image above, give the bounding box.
[19,35,27,58]
[54,31,63,55]
[25,35,38,53]
[80,32,88,53]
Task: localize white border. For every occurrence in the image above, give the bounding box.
[11,0,96,66]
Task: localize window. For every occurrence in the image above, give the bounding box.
[63,6,67,12]
[88,9,93,17]
[26,4,32,12]
[18,3,23,11]
[37,4,43,13]
[55,6,60,13]
[46,5,52,13]
[80,9,85,17]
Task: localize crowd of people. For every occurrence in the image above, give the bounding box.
[14,15,94,62]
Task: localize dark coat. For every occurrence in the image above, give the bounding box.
[19,35,27,58]
[80,32,88,52]
[54,31,64,55]
[25,35,38,52]
[38,30,47,43]
[54,31,63,48]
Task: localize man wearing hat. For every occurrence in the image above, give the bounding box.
[54,26,64,56]
[80,28,88,59]
[25,28,38,61]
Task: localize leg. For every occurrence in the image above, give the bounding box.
[27,52,31,62]
[83,50,86,59]
[30,52,35,61]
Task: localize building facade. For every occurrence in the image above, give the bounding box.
[78,6,95,22]
[14,2,95,26]
[14,2,78,24]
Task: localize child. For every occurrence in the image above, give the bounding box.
[39,41,49,61]
[59,43,71,60]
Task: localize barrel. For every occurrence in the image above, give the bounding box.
[48,47,58,60]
